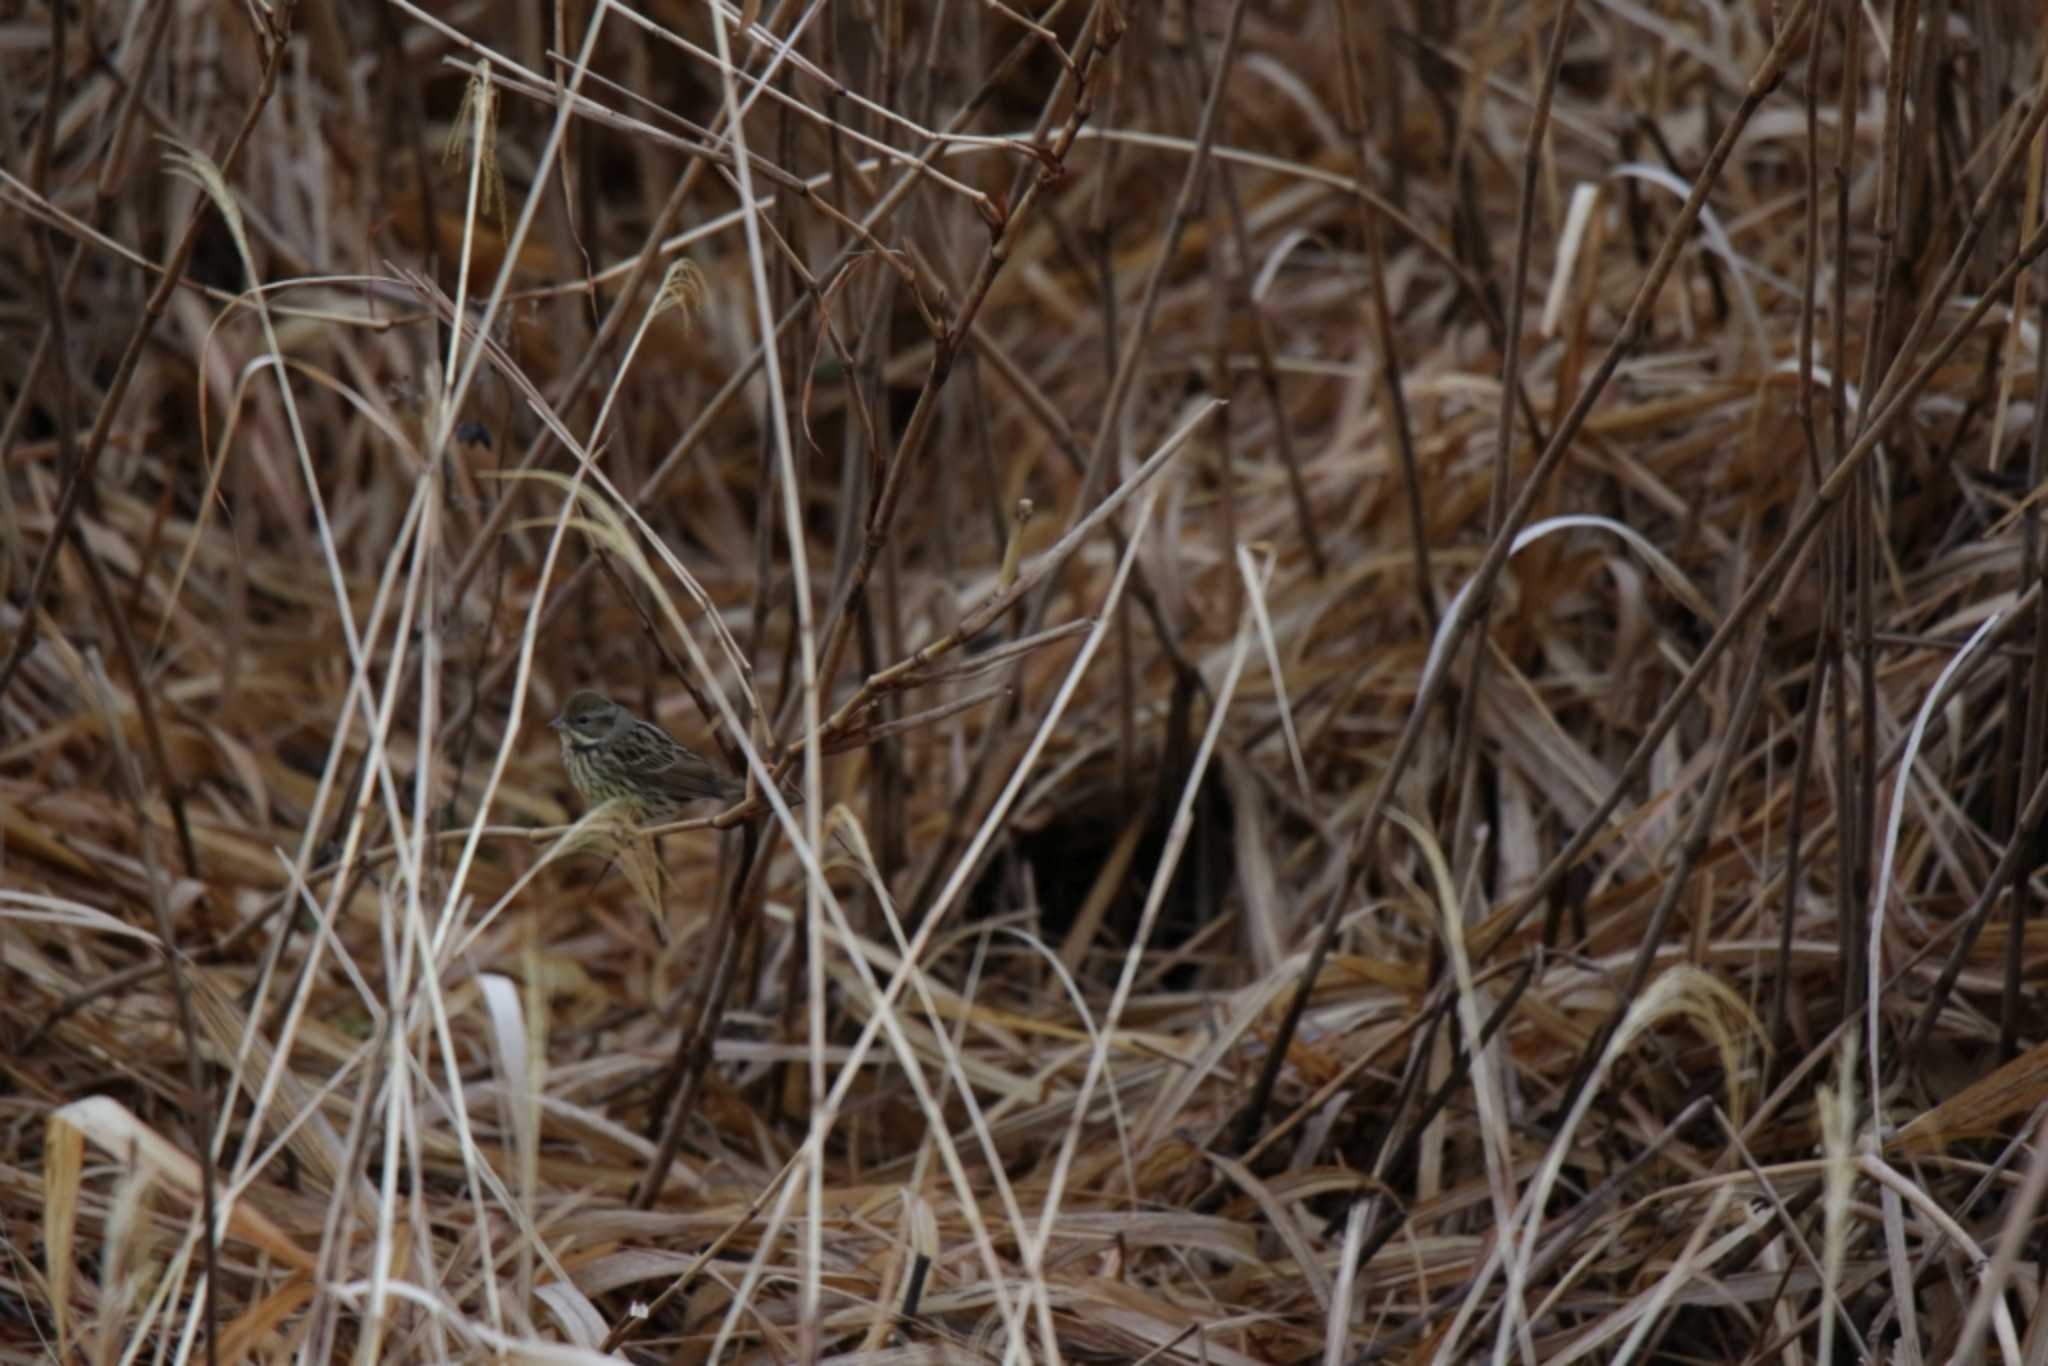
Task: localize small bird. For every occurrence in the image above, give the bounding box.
[550,688,743,821]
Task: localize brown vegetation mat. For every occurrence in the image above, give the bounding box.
[7,0,2048,1360]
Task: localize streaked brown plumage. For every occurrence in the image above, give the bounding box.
[550,689,741,820]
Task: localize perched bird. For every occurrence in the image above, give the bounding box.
[550,688,742,821]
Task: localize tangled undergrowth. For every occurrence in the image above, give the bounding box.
[7,0,2048,1361]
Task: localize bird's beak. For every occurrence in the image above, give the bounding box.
[547,714,566,730]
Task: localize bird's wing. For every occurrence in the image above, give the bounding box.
[615,721,686,778]
[623,720,732,798]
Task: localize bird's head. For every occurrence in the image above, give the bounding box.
[550,689,621,743]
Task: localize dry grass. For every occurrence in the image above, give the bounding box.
[6,0,2048,1360]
